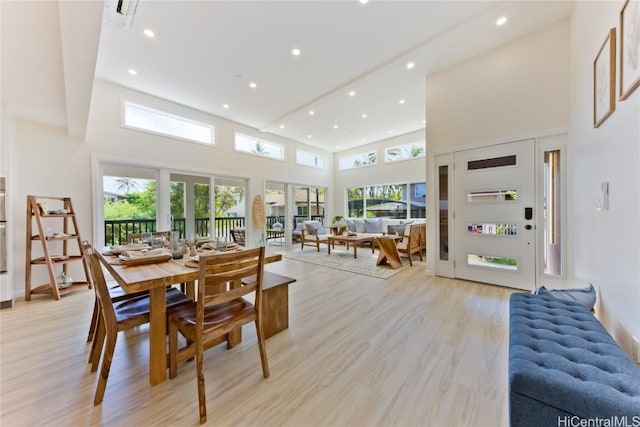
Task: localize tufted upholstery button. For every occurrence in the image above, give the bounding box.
[509,293,640,424]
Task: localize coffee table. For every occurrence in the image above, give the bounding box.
[327,234,375,259]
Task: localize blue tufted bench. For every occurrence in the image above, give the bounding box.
[509,293,640,426]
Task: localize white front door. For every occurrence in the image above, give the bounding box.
[453,139,535,290]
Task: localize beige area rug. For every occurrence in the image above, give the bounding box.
[275,245,419,279]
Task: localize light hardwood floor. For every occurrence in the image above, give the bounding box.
[0,256,516,426]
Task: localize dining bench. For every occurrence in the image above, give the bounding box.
[242,271,297,339]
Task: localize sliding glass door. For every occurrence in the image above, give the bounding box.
[168,173,213,239]
[96,160,246,246]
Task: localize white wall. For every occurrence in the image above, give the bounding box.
[426,18,570,154]
[569,1,640,358]
[333,129,426,218]
[12,120,93,296]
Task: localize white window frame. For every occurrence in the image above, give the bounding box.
[234,133,285,160]
[338,150,377,170]
[296,149,328,169]
[384,141,426,162]
[122,101,215,146]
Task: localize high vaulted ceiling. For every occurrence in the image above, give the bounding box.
[2,1,573,152]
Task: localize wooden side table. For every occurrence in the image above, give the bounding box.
[375,235,403,269]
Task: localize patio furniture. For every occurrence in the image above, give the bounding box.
[292,222,304,242]
[397,223,425,266]
[301,220,330,252]
[230,227,245,246]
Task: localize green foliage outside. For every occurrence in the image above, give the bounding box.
[104,180,243,220]
[215,186,243,217]
[487,257,517,266]
[105,180,157,219]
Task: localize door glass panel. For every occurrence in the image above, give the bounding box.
[103,167,157,246]
[294,186,326,224]
[265,182,286,244]
[467,223,517,236]
[467,254,518,271]
[409,183,426,218]
[170,173,212,240]
[215,182,246,241]
[544,150,562,276]
[194,183,211,237]
[169,180,186,238]
[438,165,449,261]
[467,155,516,170]
[467,189,517,202]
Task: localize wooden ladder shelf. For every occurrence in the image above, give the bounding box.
[25,196,92,300]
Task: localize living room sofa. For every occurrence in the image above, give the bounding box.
[346,218,421,236]
[509,293,640,426]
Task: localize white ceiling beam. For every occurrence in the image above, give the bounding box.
[57,0,104,140]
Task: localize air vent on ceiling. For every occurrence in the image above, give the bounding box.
[103,0,139,29]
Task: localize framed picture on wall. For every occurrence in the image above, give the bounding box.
[620,0,640,100]
[593,28,616,128]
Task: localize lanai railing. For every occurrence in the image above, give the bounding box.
[104,215,325,246]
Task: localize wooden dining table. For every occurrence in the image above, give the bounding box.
[98,247,282,386]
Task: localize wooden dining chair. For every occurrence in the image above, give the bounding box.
[83,240,149,350]
[82,244,192,405]
[168,247,269,424]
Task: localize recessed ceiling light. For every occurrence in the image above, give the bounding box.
[279,124,285,129]
[336,145,341,149]
[333,124,339,129]
[291,48,301,56]
[223,104,230,109]
[309,110,315,116]
[128,69,137,76]
[349,90,356,97]
[406,62,415,70]
[399,99,405,104]
[361,113,367,118]
[307,134,312,138]
[144,29,155,38]
[249,82,257,89]
[387,130,393,134]
[422,120,426,124]
[496,16,507,26]
[359,0,369,4]
[361,138,367,142]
